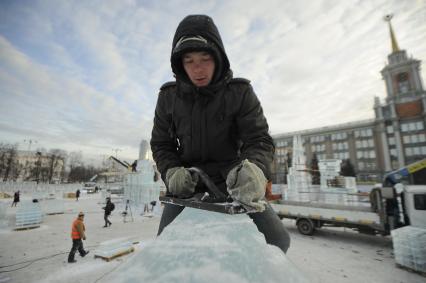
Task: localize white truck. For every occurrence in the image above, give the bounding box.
[270,159,426,236]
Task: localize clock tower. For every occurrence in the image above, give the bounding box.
[375,14,426,171]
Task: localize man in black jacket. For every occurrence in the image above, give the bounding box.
[150,15,290,253]
[102,197,114,227]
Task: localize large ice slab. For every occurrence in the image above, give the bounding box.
[104,208,308,283]
[392,225,426,273]
[15,201,43,229]
[94,239,134,261]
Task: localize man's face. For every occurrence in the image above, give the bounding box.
[182,51,215,87]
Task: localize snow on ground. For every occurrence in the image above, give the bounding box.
[0,192,425,283]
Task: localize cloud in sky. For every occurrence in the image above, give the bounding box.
[0,0,425,164]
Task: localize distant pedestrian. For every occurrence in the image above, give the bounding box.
[102,197,114,227]
[11,191,20,207]
[75,189,80,201]
[131,160,138,172]
[150,200,157,212]
[68,212,89,263]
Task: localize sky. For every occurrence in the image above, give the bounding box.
[1,0,425,165]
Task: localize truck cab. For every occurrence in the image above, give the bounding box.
[402,185,426,228]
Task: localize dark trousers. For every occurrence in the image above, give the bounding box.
[68,239,86,262]
[157,202,290,253]
[104,214,111,226]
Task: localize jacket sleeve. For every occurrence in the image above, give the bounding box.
[150,90,183,182]
[236,84,275,180]
[76,221,85,239]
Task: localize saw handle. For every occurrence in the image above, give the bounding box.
[187,167,228,200]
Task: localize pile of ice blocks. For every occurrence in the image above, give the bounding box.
[392,225,426,273]
[15,201,43,229]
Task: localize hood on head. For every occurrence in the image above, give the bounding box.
[171,15,230,85]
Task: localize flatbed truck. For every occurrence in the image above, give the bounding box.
[270,159,426,235]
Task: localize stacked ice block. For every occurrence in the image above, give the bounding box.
[392,225,426,273]
[0,202,8,229]
[123,160,161,208]
[94,240,134,260]
[15,201,43,229]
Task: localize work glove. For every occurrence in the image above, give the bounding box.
[166,167,198,197]
[226,159,267,212]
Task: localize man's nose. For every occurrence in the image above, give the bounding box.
[193,61,203,72]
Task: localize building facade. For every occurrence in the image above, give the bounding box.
[272,17,426,184]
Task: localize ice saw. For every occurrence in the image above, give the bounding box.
[159,167,258,214]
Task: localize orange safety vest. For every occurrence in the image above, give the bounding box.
[71,219,85,239]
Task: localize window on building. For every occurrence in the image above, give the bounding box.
[386,125,394,134]
[413,147,421,155]
[312,144,325,152]
[317,154,326,160]
[390,148,398,158]
[401,121,424,132]
[331,132,347,141]
[403,136,410,144]
[355,128,373,138]
[396,72,410,94]
[388,137,395,145]
[414,194,426,210]
[403,134,426,144]
[310,135,326,143]
[333,152,349,159]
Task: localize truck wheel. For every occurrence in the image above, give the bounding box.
[297,218,315,235]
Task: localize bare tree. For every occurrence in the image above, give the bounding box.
[47,149,67,183]
[1,143,18,182]
[67,151,83,171]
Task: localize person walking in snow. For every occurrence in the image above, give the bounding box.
[150,15,290,253]
[11,191,20,207]
[68,211,89,263]
[102,197,114,227]
[75,189,80,201]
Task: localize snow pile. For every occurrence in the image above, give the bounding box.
[104,208,309,283]
[392,225,426,273]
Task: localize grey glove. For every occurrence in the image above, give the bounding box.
[166,167,198,197]
[226,159,267,212]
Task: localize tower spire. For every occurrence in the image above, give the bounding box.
[384,14,400,52]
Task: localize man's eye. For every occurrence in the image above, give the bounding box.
[184,59,193,64]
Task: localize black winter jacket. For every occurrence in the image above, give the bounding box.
[150,15,274,193]
[150,76,274,192]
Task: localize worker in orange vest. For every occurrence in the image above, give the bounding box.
[67,211,89,263]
